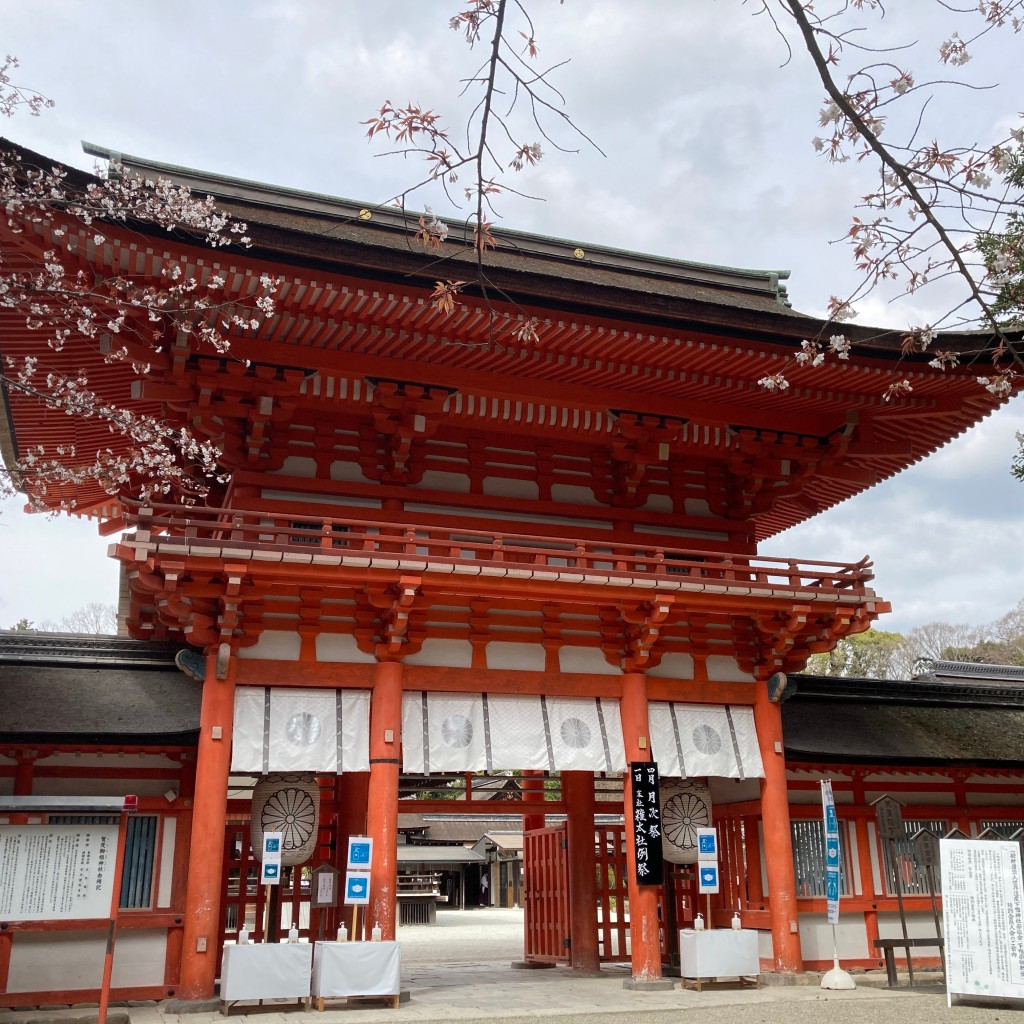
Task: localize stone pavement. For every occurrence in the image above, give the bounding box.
[1,908,1014,1024]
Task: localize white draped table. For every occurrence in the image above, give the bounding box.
[678,928,760,991]
[311,940,402,1009]
[220,942,313,1009]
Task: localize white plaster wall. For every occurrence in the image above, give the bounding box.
[39,753,178,769]
[550,484,597,506]
[966,789,1024,806]
[417,471,470,493]
[639,494,673,514]
[708,777,761,804]
[268,456,316,478]
[877,911,945,942]
[634,523,729,542]
[646,653,695,679]
[482,477,539,500]
[485,643,546,671]
[316,633,376,663]
[32,778,171,798]
[558,646,618,675]
[261,489,380,509]
[329,460,370,483]
[238,630,302,661]
[798,913,869,960]
[405,503,611,530]
[157,816,176,909]
[403,639,474,668]
[7,930,166,992]
[706,656,755,682]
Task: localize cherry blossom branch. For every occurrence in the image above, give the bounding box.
[363,0,599,347]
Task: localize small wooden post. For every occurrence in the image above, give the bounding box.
[97,805,132,1024]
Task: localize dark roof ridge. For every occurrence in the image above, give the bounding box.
[0,629,181,667]
[790,671,1024,708]
[81,141,793,306]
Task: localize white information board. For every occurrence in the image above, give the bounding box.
[941,838,1024,1004]
[0,823,118,921]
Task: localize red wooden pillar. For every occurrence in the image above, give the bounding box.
[745,814,764,906]
[563,771,599,972]
[365,659,402,940]
[619,670,663,984]
[753,678,802,973]
[13,753,35,795]
[334,770,369,934]
[522,769,547,833]
[179,650,236,1000]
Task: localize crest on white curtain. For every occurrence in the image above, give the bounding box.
[402,692,625,772]
[402,691,488,773]
[231,687,370,773]
[660,778,713,864]
[649,702,763,780]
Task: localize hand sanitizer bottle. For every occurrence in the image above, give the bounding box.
[371,921,382,942]
[336,923,348,942]
[731,912,742,930]
[694,913,704,931]
[288,924,299,944]
[238,924,249,945]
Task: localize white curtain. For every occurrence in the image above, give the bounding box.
[402,691,488,773]
[231,686,370,773]
[649,702,764,779]
[402,692,626,773]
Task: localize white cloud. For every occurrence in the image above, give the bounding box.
[1,1,1021,639]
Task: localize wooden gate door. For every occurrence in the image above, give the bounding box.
[524,824,570,963]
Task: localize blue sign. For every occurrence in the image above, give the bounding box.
[263,863,279,879]
[696,827,718,862]
[347,836,374,870]
[824,804,838,836]
[698,863,719,894]
[264,836,281,854]
[345,872,371,906]
[826,872,840,901]
[822,780,841,924]
[826,836,841,865]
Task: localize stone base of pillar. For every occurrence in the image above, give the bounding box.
[511,960,556,970]
[622,978,675,991]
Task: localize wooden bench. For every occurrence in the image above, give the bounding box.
[873,936,945,987]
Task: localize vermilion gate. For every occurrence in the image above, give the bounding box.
[524,823,697,966]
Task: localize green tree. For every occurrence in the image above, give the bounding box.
[805,628,911,679]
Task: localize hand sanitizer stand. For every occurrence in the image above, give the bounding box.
[679,928,760,991]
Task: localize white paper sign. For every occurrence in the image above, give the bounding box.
[941,838,1024,1004]
[0,823,118,921]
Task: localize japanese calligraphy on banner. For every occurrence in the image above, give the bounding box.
[941,838,1024,1004]
[630,762,664,887]
[821,780,841,925]
[0,823,118,921]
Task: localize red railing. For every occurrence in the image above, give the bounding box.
[120,500,875,598]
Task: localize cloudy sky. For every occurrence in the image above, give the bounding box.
[1,1,1022,635]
